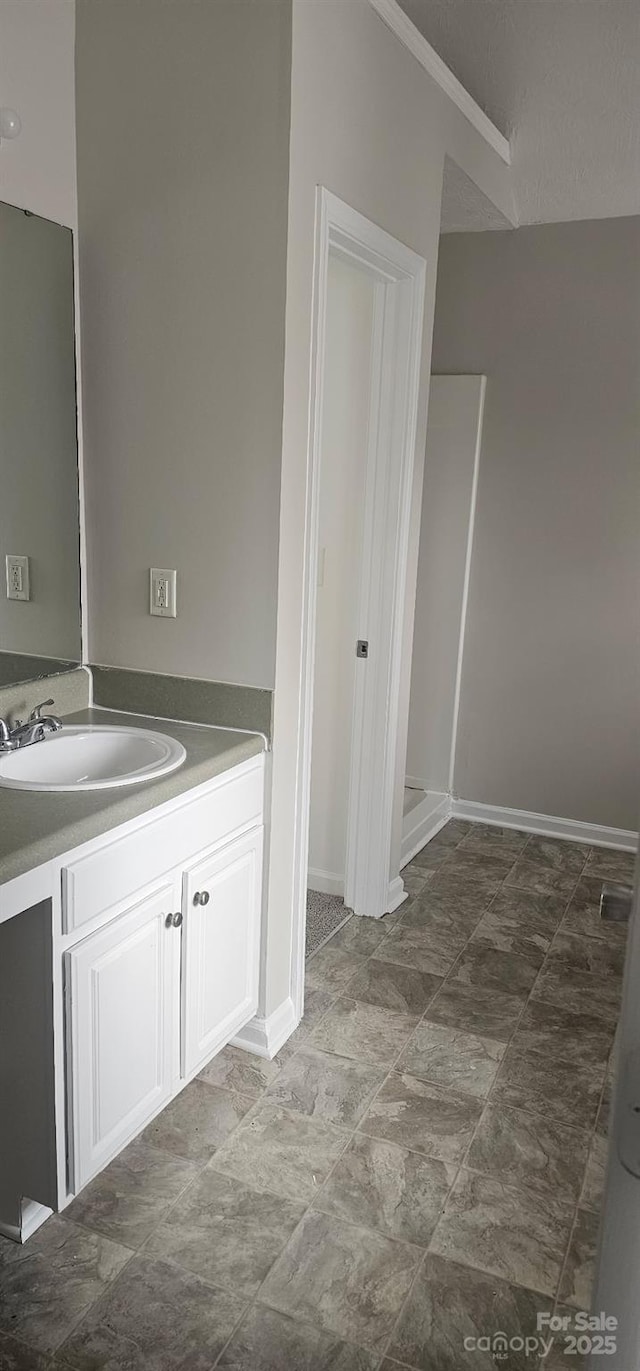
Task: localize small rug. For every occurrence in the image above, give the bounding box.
[306,890,352,957]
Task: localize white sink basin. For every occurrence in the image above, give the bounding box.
[0,725,187,792]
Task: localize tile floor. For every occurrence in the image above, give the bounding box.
[0,821,634,1370]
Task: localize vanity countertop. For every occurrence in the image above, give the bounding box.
[0,708,265,887]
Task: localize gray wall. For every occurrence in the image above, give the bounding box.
[432,218,640,831]
[75,0,291,688]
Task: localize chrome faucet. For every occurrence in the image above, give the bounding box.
[0,698,63,751]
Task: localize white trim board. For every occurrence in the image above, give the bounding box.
[451,799,638,854]
[401,791,451,867]
[367,0,511,165]
[308,868,344,898]
[290,188,427,1024]
[405,775,430,792]
[232,996,298,1061]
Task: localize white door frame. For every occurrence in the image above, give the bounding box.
[291,187,426,1013]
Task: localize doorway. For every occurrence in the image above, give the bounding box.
[295,190,426,998]
[306,254,374,952]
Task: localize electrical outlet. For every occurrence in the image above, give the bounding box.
[150,567,177,618]
[6,554,30,601]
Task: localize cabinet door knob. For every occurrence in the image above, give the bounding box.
[165,913,173,929]
[172,911,183,928]
[193,890,210,906]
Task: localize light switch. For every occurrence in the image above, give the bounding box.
[6,554,30,601]
[150,567,177,618]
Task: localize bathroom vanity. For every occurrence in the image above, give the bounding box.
[0,712,265,1243]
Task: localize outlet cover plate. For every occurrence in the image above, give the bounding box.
[6,555,30,601]
[150,567,177,618]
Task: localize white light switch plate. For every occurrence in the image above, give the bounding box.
[150,567,177,617]
[6,554,30,601]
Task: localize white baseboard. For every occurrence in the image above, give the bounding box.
[387,876,409,914]
[451,798,638,853]
[401,791,451,867]
[308,867,344,898]
[0,1199,52,1245]
[232,996,299,1061]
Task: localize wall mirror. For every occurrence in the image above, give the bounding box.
[0,200,81,688]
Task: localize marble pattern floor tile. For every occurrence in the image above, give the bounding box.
[388,1252,551,1371]
[579,1133,608,1213]
[424,980,527,1042]
[449,944,541,997]
[545,930,626,979]
[522,836,590,874]
[260,1210,421,1355]
[309,997,420,1065]
[434,849,514,892]
[409,838,455,872]
[430,1168,574,1297]
[198,1042,284,1098]
[64,1139,198,1249]
[313,1133,456,1246]
[0,823,625,1371]
[584,847,636,883]
[558,1209,600,1310]
[374,923,465,977]
[458,824,529,859]
[409,820,470,869]
[399,885,487,936]
[305,946,368,994]
[560,875,628,942]
[511,999,614,1067]
[425,868,497,907]
[396,1022,504,1100]
[531,962,621,1025]
[210,1102,349,1201]
[344,957,442,1014]
[402,868,433,898]
[491,1048,605,1130]
[595,1076,612,1138]
[469,888,565,961]
[0,1332,51,1370]
[466,1104,590,1202]
[0,1216,130,1356]
[140,1078,253,1164]
[503,860,579,900]
[328,915,390,957]
[285,983,337,1041]
[359,1072,482,1166]
[144,1168,304,1295]
[265,1045,387,1128]
[58,1253,245,1370]
[217,1304,378,1371]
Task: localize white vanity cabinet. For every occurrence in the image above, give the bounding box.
[182,827,262,1077]
[66,879,182,1191]
[0,750,265,1240]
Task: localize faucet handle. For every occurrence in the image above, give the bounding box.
[28,698,55,722]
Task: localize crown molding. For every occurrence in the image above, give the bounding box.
[367,0,511,166]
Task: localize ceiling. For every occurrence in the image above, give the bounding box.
[399,0,640,228]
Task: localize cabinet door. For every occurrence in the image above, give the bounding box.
[65,881,181,1191]
[182,827,262,1077]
